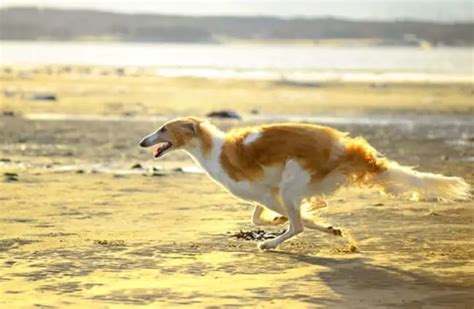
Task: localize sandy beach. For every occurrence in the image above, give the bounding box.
[1,67,473,307]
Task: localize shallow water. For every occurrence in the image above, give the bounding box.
[1,42,472,82]
[23,111,474,126]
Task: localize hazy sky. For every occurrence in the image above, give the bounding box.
[0,0,472,22]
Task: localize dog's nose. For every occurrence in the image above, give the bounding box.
[139,139,148,147]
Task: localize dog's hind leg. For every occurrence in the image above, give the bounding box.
[300,198,341,236]
[301,217,343,236]
[298,171,346,237]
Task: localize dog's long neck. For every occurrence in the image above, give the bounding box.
[185,122,225,177]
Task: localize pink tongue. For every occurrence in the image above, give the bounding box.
[154,147,162,157]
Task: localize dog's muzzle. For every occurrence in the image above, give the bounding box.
[139,132,158,147]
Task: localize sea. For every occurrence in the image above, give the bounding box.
[0,41,472,82]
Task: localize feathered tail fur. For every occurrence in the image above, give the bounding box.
[372,162,471,201]
[341,136,471,201]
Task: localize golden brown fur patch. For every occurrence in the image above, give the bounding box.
[338,136,388,184]
[220,123,341,181]
[196,123,214,158]
[220,123,387,184]
[159,118,197,147]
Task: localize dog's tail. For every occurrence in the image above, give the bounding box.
[341,136,471,201]
[371,162,471,201]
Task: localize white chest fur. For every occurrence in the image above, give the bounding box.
[185,132,280,202]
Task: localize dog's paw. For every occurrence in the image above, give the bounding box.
[258,240,277,251]
[271,216,288,225]
[327,226,343,236]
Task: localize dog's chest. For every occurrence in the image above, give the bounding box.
[205,160,282,200]
[188,136,283,201]
[193,153,279,201]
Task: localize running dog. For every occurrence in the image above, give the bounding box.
[139,117,470,250]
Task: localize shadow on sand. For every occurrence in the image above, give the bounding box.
[270,251,474,307]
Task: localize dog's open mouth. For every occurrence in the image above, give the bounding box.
[154,142,172,158]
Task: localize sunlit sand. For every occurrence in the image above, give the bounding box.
[0,67,473,307]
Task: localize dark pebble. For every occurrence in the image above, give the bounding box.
[206,110,242,120]
[29,94,57,101]
[130,163,143,169]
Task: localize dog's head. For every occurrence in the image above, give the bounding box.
[139,117,204,158]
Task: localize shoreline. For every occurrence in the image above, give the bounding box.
[3,38,474,48]
[1,63,473,84]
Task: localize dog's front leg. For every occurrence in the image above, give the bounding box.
[258,189,304,250]
[258,202,303,250]
[258,160,307,250]
[251,205,288,226]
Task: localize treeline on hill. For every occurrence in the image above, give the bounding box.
[0,7,472,45]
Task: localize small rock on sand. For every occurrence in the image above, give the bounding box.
[130,163,143,169]
[206,110,242,120]
[146,166,166,177]
[274,80,321,88]
[2,111,15,116]
[149,170,167,177]
[29,93,57,101]
[3,172,19,182]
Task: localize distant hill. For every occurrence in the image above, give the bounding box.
[1,7,472,46]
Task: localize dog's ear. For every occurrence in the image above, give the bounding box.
[181,122,198,134]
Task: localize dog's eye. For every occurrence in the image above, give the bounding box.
[160,127,167,133]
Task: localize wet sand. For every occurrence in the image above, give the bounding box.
[1,66,473,116]
[1,69,473,307]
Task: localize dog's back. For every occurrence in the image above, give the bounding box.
[220,123,345,181]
